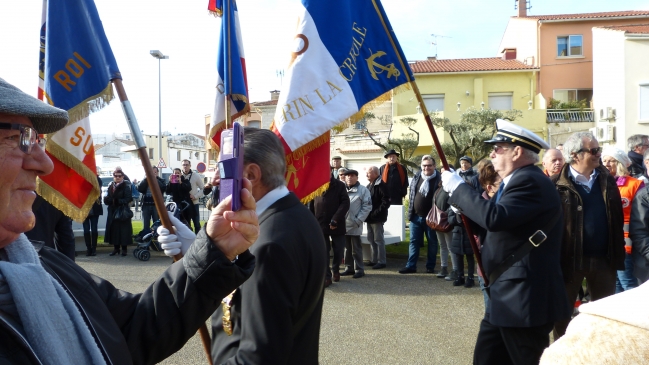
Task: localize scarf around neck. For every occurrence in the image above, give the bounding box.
[0,235,105,365]
[418,170,437,197]
[382,162,406,186]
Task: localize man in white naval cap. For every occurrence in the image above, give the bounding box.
[441,119,571,365]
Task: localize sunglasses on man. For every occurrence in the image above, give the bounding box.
[577,147,602,155]
[0,123,45,155]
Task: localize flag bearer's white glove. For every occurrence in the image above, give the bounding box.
[441,170,465,194]
[157,214,196,257]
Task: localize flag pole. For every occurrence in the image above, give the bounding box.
[111,78,213,364]
[408,80,487,285]
[224,0,232,129]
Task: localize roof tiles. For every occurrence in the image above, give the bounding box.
[409,57,537,74]
[523,10,649,21]
[599,23,649,34]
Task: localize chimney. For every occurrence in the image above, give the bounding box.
[518,0,527,17]
[270,90,280,101]
[427,56,437,61]
[502,48,517,60]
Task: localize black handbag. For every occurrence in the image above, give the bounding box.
[113,204,133,221]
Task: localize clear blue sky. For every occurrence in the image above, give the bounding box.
[1,0,647,136]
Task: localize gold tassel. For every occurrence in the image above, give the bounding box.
[37,180,100,223]
[66,83,115,125]
[299,181,330,204]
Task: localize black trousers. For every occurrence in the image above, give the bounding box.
[473,319,553,365]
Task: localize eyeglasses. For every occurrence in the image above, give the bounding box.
[181,164,190,166]
[113,174,123,178]
[421,164,434,168]
[0,123,45,154]
[577,147,602,155]
[492,145,511,154]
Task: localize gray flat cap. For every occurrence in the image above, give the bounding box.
[0,77,68,134]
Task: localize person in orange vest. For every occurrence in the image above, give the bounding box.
[602,146,644,293]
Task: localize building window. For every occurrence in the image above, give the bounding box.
[149,148,154,159]
[641,84,649,121]
[177,150,181,160]
[423,94,444,112]
[354,120,367,130]
[248,120,261,128]
[188,151,192,159]
[557,35,583,57]
[488,92,513,110]
[552,89,592,105]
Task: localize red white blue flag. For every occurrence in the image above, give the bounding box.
[37,0,120,221]
[208,0,250,150]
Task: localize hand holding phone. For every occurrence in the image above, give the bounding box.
[170,174,179,184]
[218,122,244,211]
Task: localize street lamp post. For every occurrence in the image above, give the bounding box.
[150,50,169,170]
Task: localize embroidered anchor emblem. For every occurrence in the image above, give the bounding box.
[366,50,400,81]
[285,154,310,189]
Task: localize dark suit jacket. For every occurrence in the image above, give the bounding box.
[211,192,327,364]
[25,195,76,261]
[308,177,350,235]
[449,164,571,327]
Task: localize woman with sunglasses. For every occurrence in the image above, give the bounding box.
[104,168,133,256]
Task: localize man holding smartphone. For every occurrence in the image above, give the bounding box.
[181,159,205,233]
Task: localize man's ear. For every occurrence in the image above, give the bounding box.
[243,163,262,185]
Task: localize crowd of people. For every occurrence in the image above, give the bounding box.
[5,73,649,364]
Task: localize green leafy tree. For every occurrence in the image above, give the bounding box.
[363,112,420,175]
[429,107,523,168]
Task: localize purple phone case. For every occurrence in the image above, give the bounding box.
[218,123,244,211]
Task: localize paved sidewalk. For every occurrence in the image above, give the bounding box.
[77,247,484,364]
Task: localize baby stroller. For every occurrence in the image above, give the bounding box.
[132,202,182,261]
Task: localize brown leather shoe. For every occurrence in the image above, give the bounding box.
[324,279,332,288]
[333,272,340,282]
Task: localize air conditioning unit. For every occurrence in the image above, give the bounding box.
[600,107,617,121]
[592,125,616,142]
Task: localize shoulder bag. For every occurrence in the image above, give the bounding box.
[426,188,452,232]
[113,204,133,221]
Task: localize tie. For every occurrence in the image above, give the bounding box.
[495,183,505,203]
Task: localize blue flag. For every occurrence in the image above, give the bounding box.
[41,0,121,123]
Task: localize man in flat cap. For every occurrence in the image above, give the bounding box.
[0,77,257,363]
[379,149,409,205]
[331,155,345,180]
[551,131,624,339]
[441,119,571,364]
[457,156,480,191]
[340,169,372,278]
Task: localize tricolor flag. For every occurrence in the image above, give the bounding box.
[272,0,414,202]
[38,0,121,221]
[208,0,249,150]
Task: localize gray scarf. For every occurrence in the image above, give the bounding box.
[0,234,105,365]
[419,170,437,197]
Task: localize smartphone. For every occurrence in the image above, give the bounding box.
[170,174,179,184]
[218,122,244,211]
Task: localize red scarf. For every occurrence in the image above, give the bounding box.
[382,162,406,185]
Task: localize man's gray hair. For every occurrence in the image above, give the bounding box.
[243,127,286,189]
[421,155,436,165]
[521,148,539,164]
[368,166,379,174]
[563,131,596,164]
[627,134,648,151]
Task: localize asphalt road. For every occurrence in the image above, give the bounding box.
[77,247,485,365]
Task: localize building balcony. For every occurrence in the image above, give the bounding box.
[546,109,594,123]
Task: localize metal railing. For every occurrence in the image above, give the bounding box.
[546,109,594,123]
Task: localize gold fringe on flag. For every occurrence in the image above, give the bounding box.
[299,181,330,205]
[208,8,223,17]
[37,140,101,222]
[65,83,115,125]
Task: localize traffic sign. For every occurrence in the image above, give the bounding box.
[196,162,206,173]
[157,158,167,168]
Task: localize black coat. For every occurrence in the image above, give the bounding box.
[0,235,253,365]
[88,175,104,217]
[446,208,473,255]
[449,164,571,327]
[165,176,196,222]
[104,181,133,246]
[365,178,390,224]
[211,193,327,364]
[628,150,647,181]
[308,177,350,235]
[137,176,166,206]
[379,162,409,205]
[25,195,76,261]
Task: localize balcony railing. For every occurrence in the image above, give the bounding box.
[546,109,594,123]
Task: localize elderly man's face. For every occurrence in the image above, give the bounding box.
[460,160,471,171]
[571,137,601,173]
[345,173,358,186]
[366,168,378,182]
[386,154,398,164]
[0,113,54,247]
[638,138,649,155]
[490,143,516,178]
[331,158,341,169]
[542,149,565,175]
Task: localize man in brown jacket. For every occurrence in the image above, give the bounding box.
[309,175,350,287]
[551,131,625,338]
